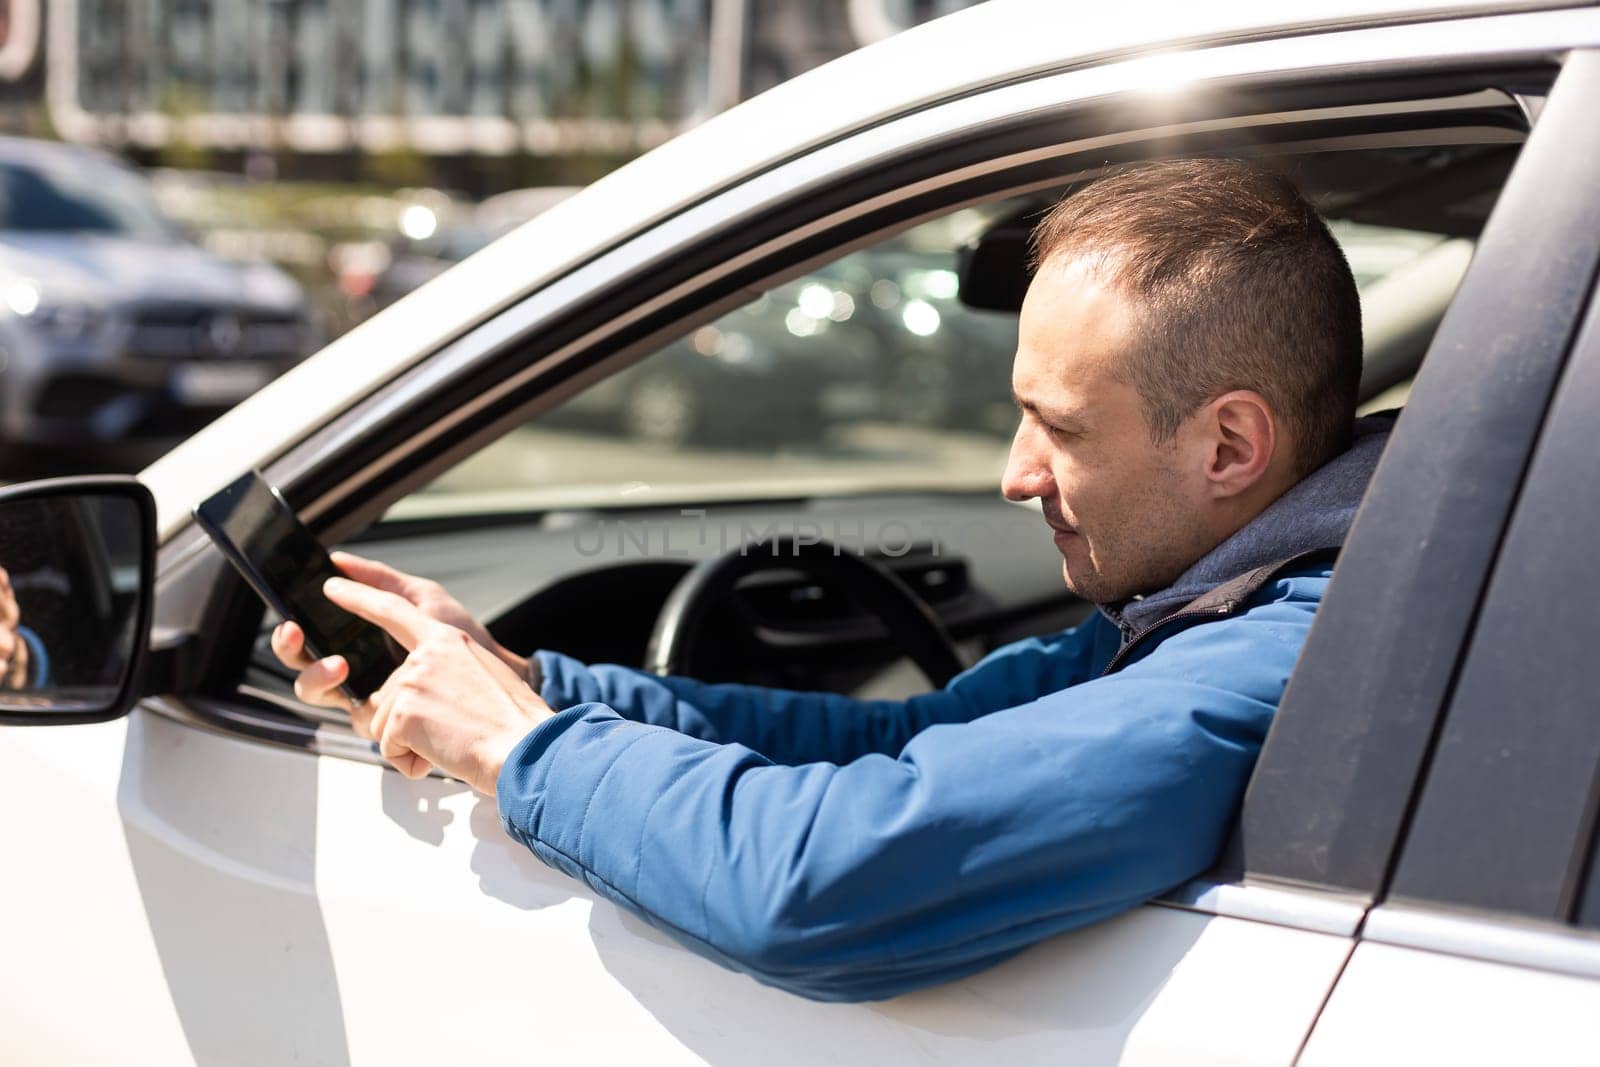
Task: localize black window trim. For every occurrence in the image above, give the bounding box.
[1377,107,1600,927]
[1239,48,1600,902]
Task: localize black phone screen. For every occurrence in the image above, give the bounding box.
[194,471,402,698]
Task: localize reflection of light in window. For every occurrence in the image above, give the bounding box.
[786,308,822,337]
[798,283,835,319]
[692,325,724,356]
[720,332,757,364]
[6,282,40,316]
[902,299,940,337]
[924,269,960,300]
[870,279,900,309]
[400,204,438,240]
[829,292,855,322]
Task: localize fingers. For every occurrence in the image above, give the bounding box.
[5,639,26,688]
[330,552,420,598]
[389,751,433,779]
[270,620,317,671]
[324,576,431,651]
[361,679,433,779]
[292,655,353,712]
[276,607,430,779]
[0,567,17,629]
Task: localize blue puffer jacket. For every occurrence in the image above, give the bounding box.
[498,567,1326,1001]
[496,417,1391,1001]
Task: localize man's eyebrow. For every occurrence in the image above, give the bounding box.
[1012,390,1088,430]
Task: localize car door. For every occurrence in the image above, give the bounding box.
[4,10,1599,1067]
[1299,63,1600,1059]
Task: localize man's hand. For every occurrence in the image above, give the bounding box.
[268,552,551,792]
[325,575,555,794]
[330,552,527,676]
[0,566,31,689]
[270,551,529,713]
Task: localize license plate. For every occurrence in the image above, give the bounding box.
[173,362,271,404]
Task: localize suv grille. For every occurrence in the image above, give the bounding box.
[125,305,305,360]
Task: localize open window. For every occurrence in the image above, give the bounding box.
[152,39,1552,834]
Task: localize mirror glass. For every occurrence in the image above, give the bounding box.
[0,493,144,714]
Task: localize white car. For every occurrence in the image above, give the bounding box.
[4,1,1600,1063]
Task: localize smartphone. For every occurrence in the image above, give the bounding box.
[194,470,403,699]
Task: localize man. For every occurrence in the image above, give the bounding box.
[0,565,47,689]
[274,159,1390,1001]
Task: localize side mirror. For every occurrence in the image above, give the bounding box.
[0,476,155,725]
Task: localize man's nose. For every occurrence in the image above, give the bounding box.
[1001,425,1052,502]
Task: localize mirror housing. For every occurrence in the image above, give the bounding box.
[957,204,1038,313]
[0,476,156,726]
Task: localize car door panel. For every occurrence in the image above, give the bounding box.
[0,716,194,1067]
[1298,941,1600,1067]
[0,704,1349,1067]
[248,706,1358,1066]
[1300,146,1600,1066]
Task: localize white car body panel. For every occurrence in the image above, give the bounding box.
[139,0,1575,535]
[1299,941,1600,1066]
[3,2,1595,1063]
[0,710,1351,1066]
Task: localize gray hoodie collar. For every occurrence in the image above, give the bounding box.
[1101,413,1395,641]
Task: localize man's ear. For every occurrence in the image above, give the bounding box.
[1200,390,1278,498]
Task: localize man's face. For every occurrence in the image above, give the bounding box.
[1001,256,1217,604]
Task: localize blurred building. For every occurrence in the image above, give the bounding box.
[0,0,980,168]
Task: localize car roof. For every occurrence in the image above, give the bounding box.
[143,0,1592,532]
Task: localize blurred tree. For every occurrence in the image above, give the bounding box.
[155,83,215,172]
[364,143,435,187]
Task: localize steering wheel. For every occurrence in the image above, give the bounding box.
[644,536,965,689]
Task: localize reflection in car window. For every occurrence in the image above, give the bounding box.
[398,205,1028,516]
[393,207,1459,518]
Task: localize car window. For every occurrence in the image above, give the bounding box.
[392,203,1027,517]
[387,205,1461,520]
[0,156,177,239]
[1336,220,1471,415]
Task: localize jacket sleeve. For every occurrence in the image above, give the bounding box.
[498,583,1319,1001]
[16,625,48,687]
[529,618,1102,765]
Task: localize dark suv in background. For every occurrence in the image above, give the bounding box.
[0,137,313,461]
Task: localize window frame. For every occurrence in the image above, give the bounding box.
[1367,68,1600,938]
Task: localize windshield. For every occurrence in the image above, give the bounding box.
[0,157,177,238]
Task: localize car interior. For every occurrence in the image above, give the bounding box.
[225,135,1521,725]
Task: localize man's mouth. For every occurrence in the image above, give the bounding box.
[1043,514,1077,543]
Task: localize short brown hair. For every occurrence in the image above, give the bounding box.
[1030,159,1362,477]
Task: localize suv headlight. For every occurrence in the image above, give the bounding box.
[5,282,109,340]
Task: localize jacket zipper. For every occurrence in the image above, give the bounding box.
[1099,603,1237,677]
